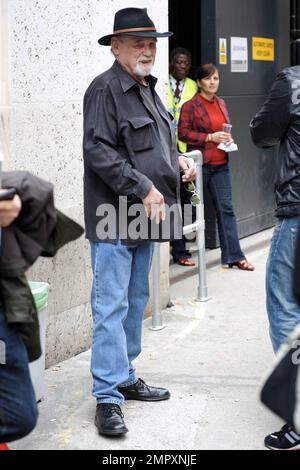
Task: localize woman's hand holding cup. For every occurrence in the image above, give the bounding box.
[211,131,233,144]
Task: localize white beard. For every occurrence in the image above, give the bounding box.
[134,62,153,77]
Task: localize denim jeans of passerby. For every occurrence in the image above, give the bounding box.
[203,164,245,265]
[90,240,154,405]
[0,309,38,443]
[266,216,300,353]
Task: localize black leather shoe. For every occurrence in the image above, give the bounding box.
[95,404,128,436]
[119,378,170,402]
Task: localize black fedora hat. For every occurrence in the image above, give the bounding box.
[98,7,173,46]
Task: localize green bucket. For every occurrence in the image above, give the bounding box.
[29,282,49,312]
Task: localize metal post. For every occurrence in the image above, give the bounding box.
[194,154,210,302]
[182,150,210,302]
[150,242,166,330]
[150,150,211,330]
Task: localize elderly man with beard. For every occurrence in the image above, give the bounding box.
[83,7,196,437]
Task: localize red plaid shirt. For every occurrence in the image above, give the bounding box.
[178,93,231,165]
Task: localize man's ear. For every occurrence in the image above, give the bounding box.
[111,37,119,57]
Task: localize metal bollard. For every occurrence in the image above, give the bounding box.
[151,150,211,330]
[190,151,210,302]
[149,243,166,331]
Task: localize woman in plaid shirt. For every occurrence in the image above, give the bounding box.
[178,63,254,271]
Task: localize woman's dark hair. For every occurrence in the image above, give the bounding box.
[196,63,218,81]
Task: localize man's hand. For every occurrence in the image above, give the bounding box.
[143,185,166,224]
[178,156,197,182]
[0,194,22,227]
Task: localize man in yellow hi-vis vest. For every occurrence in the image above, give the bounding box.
[168,47,198,154]
[169,48,198,266]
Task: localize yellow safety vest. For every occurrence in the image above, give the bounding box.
[168,77,198,153]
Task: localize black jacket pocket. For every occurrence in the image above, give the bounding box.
[127,116,155,152]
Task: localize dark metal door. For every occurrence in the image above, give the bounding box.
[201,0,290,247]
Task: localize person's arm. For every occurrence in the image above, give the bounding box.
[83,86,152,200]
[178,101,208,146]
[0,193,22,227]
[250,71,291,148]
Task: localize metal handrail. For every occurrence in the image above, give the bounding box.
[150,150,211,330]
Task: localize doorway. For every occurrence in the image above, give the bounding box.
[169,0,202,79]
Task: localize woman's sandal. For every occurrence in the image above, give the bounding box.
[228,260,255,271]
[177,258,196,267]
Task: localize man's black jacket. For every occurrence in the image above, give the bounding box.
[250,66,300,218]
[0,171,84,361]
[83,60,181,244]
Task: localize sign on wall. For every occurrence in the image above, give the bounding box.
[252,37,275,61]
[231,37,248,72]
[219,38,227,65]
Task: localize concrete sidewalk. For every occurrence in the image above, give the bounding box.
[12,229,282,450]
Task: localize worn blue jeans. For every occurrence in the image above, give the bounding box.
[90,241,154,405]
[0,309,38,443]
[203,164,245,265]
[266,216,300,353]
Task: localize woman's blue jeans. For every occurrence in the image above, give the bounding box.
[90,240,154,405]
[266,216,300,352]
[203,164,245,264]
[0,309,38,443]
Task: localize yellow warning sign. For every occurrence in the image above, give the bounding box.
[252,37,275,61]
[219,38,227,65]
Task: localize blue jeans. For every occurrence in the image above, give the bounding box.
[0,309,38,443]
[266,216,300,352]
[90,241,154,405]
[203,164,245,264]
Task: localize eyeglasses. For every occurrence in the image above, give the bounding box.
[180,170,201,206]
[185,181,201,206]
